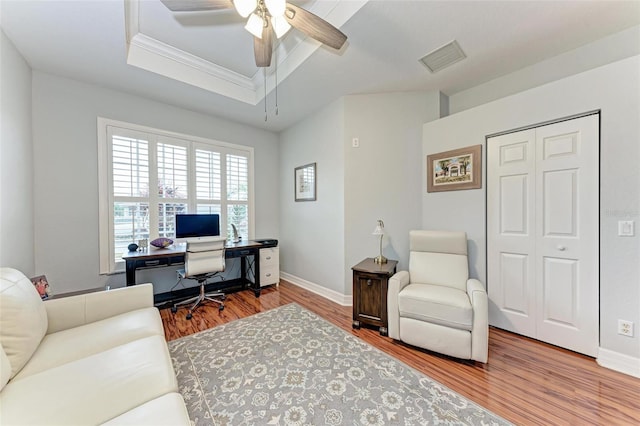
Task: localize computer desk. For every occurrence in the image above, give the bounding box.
[122,239,278,306]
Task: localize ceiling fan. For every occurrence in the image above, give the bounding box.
[160,0,348,68]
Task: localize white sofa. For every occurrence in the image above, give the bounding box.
[0,268,191,425]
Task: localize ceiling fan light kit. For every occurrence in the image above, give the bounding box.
[161,0,348,121]
[245,13,265,39]
[161,0,347,68]
[271,14,291,38]
[234,0,256,18]
[264,0,286,17]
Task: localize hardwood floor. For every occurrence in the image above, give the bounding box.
[161,280,640,425]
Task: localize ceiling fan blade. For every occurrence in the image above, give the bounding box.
[254,24,273,67]
[160,0,233,12]
[284,3,347,50]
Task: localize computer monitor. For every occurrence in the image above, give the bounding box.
[175,214,220,239]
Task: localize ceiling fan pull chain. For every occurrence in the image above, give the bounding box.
[275,49,279,116]
[264,67,268,121]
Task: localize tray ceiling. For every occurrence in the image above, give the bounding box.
[126,0,367,104]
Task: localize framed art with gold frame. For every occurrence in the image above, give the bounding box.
[427,145,482,192]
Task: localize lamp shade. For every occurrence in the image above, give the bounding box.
[245,13,264,39]
[372,220,384,236]
[234,0,257,18]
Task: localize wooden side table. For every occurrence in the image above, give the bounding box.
[352,258,398,336]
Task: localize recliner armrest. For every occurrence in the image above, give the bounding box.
[389,271,409,294]
[44,284,155,334]
[466,278,485,301]
[466,278,488,363]
[387,270,410,340]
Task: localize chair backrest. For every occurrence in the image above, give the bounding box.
[408,230,469,291]
[184,238,226,278]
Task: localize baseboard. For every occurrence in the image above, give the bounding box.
[597,348,640,378]
[280,272,352,306]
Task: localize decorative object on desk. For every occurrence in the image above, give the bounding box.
[168,304,509,426]
[138,238,148,251]
[30,274,51,299]
[127,243,139,252]
[372,219,388,264]
[294,162,316,201]
[427,144,482,192]
[150,237,173,248]
[231,224,241,243]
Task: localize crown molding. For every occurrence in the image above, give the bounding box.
[124,0,368,105]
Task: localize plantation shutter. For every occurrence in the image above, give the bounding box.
[226,154,249,239]
[110,133,150,263]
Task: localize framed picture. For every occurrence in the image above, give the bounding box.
[30,274,51,300]
[294,162,316,201]
[427,144,482,192]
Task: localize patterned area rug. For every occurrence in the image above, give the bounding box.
[168,303,511,425]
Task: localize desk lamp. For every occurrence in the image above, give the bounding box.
[372,220,387,264]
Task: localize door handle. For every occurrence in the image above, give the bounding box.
[557,245,566,251]
[367,279,372,286]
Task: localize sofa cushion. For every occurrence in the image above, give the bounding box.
[101,393,191,425]
[0,268,48,378]
[398,283,473,331]
[13,307,164,380]
[0,335,178,425]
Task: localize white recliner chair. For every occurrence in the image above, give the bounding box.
[387,230,488,363]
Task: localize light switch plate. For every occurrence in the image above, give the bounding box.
[618,220,635,236]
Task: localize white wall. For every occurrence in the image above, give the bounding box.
[449,25,640,114]
[279,99,346,296]
[0,30,34,275]
[343,92,442,289]
[423,56,640,361]
[32,72,280,294]
[279,92,443,300]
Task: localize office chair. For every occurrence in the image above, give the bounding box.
[171,237,226,319]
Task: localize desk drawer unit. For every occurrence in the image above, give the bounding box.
[259,247,279,286]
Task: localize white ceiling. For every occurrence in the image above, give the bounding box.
[2,0,640,132]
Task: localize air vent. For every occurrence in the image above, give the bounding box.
[419,40,466,73]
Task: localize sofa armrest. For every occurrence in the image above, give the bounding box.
[387,270,410,340]
[44,284,154,334]
[467,278,488,363]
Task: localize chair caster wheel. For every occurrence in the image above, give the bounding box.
[171,307,177,313]
[186,313,193,320]
[219,305,224,311]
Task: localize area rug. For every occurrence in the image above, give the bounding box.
[168,303,511,425]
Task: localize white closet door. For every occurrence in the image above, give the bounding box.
[487,129,537,336]
[488,115,599,357]
[534,116,599,356]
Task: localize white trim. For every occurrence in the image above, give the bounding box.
[124,0,369,104]
[597,348,640,378]
[97,117,254,274]
[281,272,352,306]
[97,117,111,274]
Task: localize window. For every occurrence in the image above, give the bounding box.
[98,119,254,274]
